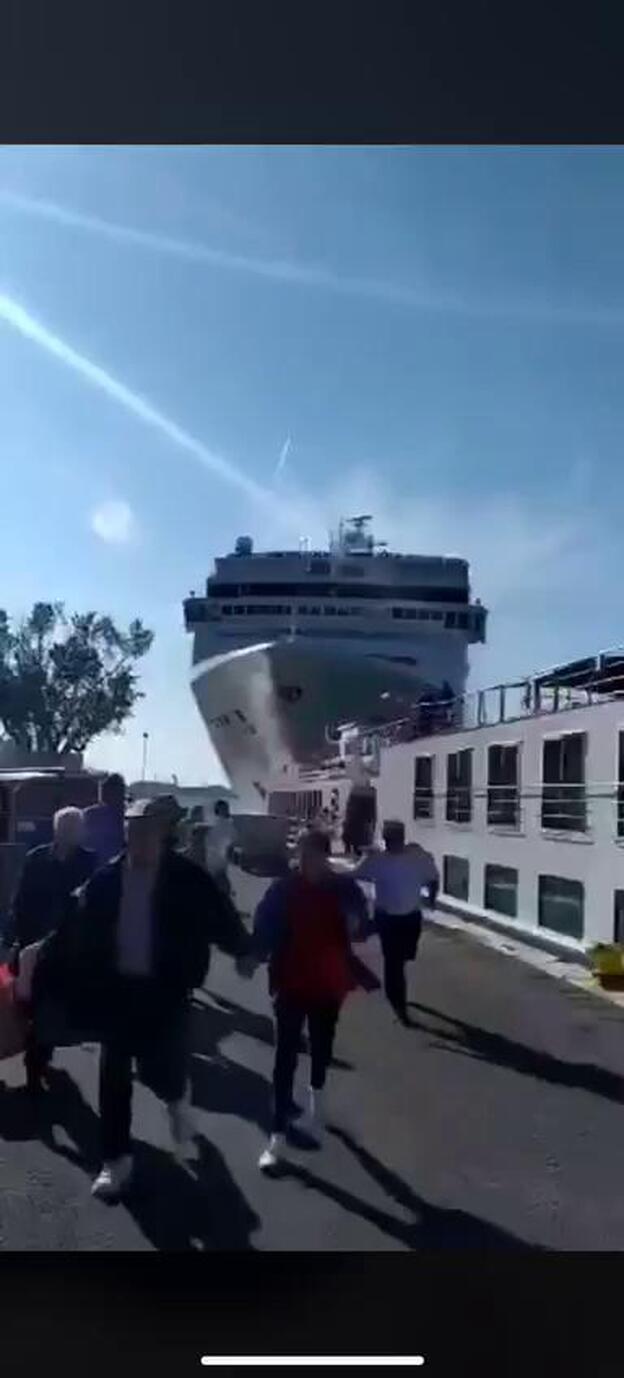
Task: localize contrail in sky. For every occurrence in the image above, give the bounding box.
[2,187,623,325]
[274,435,292,479]
[0,290,307,532]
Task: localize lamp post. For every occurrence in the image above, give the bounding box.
[141,732,149,782]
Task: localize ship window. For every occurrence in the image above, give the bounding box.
[614,890,624,943]
[234,605,245,614]
[221,605,232,614]
[309,559,330,575]
[541,732,586,832]
[413,755,434,820]
[445,612,456,629]
[538,874,584,940]
[617,733,624,838]
[457,612,469,630]
[446,749,473,824]
[443,854,469,901]
[209,579,468,602]
[324,606,337,615]
[487,744,520,827]
[484,863,518,918]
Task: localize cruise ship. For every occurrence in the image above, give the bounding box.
[184,517,487,805]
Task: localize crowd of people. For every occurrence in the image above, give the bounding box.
[1,775,439,1197]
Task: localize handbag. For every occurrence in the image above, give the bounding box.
[15,940,45,1004]
[0,964,27,1060]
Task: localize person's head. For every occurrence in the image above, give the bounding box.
[101,773,125,810]
[125,795,183,868]
[383,819,406,854]
[298,828,331,882]
[53,806,85,853]
[214,798,230,820]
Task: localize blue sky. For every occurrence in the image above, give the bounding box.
[0,146,622,784]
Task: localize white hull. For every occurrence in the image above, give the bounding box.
[191,633,468,807]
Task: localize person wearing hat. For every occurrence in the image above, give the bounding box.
[37,793,252,1200]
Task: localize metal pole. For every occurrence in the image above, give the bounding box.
[141,732,149,782]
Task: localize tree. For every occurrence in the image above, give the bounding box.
[0,602,154,754]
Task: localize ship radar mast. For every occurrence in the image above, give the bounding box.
[332,515,386,555]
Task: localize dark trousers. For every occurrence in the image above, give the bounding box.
[24,1025,53,1087]
[377,910,423,1021]
[99,979,190,1162]
[272,995,340,1133]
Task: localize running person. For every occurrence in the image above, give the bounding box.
[252,829,369,1171]
[349,820,439,1026]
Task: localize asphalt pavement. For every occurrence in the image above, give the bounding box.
[2,865,624,1250]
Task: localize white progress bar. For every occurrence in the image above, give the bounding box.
[200,1360,425,1368]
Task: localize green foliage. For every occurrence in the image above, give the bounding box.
[0,602,154,754]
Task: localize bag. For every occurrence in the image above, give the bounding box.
[15,940,45,1003]
[0,964,27,1060]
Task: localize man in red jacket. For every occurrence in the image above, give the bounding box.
[252,828,370,1172]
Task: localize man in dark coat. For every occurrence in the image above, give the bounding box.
[9,806,96,1091]
[36,794,251,1200]
[83,773,126,869]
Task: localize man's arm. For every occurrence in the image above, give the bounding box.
[335,876,371,939]
[348,852,381,885]
[251,880,289,962]
[420,851,440,908]
[7,852,38,949]
[199,870,251,959]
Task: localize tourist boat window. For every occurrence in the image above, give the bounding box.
[614,890,624,944]
[618,732,624,838]
[484,863,518,918]
[443,854,470,901]
[413,755,434,820]
[446,749,473,824]
[487,744,520,827]
[541,732,587,832]
[538,874,584,940]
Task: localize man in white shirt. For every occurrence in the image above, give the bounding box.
[349,819,439,1026]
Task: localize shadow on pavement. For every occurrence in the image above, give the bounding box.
[189,995,352,1135]
[280,1125,544,1250]
[0,1066,259,1251]
[409,1001,624,1105]
[194,991,354,1070]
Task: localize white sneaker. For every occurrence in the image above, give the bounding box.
[167,1095,197,1164]
[258,1133,285,1171]
[91,1156,133,1201]
[298,1087,325,1144]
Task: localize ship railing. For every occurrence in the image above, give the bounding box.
[414,782,624,836]
[344,653,624,754]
